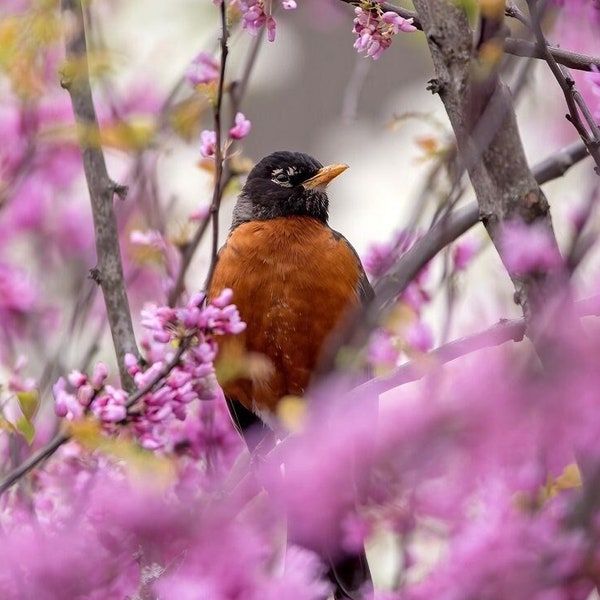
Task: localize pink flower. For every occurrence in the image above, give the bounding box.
[228,112,252,140]
[266,15,277,42]
[54,290,246,451]
[453,237,479,271]
[232,0,296,41]
[189,204,211,222]
[91,362,109,388]
[186,52,219,86]
[200,130,217,158]
[367,329,399,369]
[352,7,416,60]
[405,320,434,353]
[53,377,84,420]
[363,229,420,278]
[500,220,564,274]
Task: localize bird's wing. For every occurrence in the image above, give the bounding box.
[330,229,374,306]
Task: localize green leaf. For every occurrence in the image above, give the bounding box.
[16,416,35,445]
[16,389,39,421]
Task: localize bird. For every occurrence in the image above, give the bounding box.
[207,151,373,599]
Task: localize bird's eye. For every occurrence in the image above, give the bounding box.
[273,172,289,184]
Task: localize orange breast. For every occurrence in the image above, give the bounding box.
[208,216,362,413]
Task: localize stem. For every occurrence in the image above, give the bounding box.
[60,0,139,389]
[204,1,230,292]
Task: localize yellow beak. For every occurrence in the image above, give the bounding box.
[302,163,348,190]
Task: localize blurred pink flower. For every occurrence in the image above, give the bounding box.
[500,220,564,274]
[405,320,434,353]
[229,112,252,140]
[363,229,420,278]
[453,237,479,271]
[367,328,399,369]
[186,52,220,86]
[189,203,211,221]
[200,129,217,157]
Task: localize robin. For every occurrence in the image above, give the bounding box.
[208,151,373,599]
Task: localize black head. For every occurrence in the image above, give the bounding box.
[231,151,348,230]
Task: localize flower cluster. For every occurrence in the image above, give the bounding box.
[231,0,298,42]
[53,289,246,450]
[352,5,416,60]
[199,113,252,158]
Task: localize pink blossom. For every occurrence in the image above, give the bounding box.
[500,220,564,274]
[53,377,84,420]
[91,361,109,388]
[232,0,297,41]
[352,7,416,60]
[266,15,277,42]
[453,237,479,271]
[185,52,220,86]
[189,204,211,221]
[200,129,217,158]
[130,229,166,249]
[367,328,399,369]
[404,320,434,353]
[54,289,246,450]
[362,229,419,278]
[228,112,252,140]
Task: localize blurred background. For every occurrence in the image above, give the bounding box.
[99,0,599,334]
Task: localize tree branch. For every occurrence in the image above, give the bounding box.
[60,0,139,389]
[503,38,600,72]
[355,293,600,399]
[373,139,588,312]
[412,0,560,320]
[203,0,231,293]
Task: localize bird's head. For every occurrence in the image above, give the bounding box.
[231,151,348,230]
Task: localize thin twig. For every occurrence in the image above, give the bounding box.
[354,293,600,399]
[168,8,263,306]
[373,138,589,311]
[203,2,231,293]
[526,0,600,173]
[0,432,71,498]
[60,0,139,389]
[504,38,600,72]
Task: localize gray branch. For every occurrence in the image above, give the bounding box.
[60,0,139,389]
[412,0,559,319]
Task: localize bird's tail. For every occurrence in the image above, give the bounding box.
[327,548,373,600]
